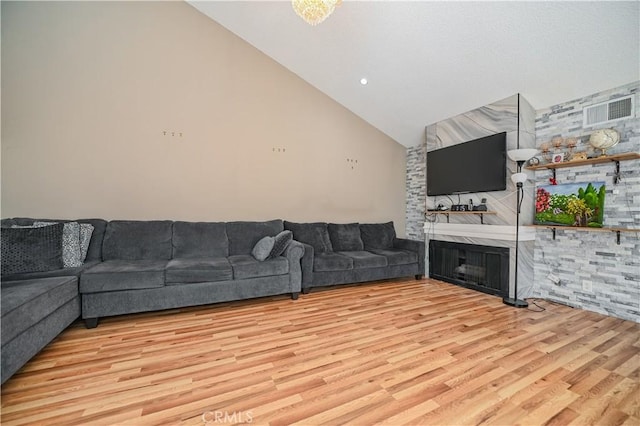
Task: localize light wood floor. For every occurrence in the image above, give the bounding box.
[1,278,639,425]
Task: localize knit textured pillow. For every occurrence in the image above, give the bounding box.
[34,221,83,267]
[1,223,64,275]
[267,230,293,260]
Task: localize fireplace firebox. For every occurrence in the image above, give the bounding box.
[429,240,509,297]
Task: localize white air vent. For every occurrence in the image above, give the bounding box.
[583,95,634,127]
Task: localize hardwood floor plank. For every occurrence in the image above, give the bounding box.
[2,278,638,425]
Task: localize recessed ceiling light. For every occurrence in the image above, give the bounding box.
[360,78,368,85]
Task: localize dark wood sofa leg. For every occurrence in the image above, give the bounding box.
[302,287,310,294]
[85,318,99,329]
[291,292,299,300]
[415,274,423,280]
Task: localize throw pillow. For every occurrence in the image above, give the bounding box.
[252,236,275,261]
[283,221,333,253]
[78,223,95,262]
[1,223,64,275]
[267,230,293,260]
[360,222,396,250]
[328,223,364,251]
[34,221,83,267]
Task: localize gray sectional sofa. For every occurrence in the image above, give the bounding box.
[1,217,423,384]
[1,218,303,383]
[283,221,424,293]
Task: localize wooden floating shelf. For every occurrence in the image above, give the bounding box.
[526,152,640,171]
[428,211,497,215]
[425,211,497,224]
[528,224,639,245]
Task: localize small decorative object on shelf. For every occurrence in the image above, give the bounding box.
[565,137,578,154]
[569,151,588,161]
[539,142,552,162]
[551,136,564,150]
[551,152,565,163]
[589,128,620,157]
[527,156,540,166]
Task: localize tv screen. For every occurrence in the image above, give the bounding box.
[427,132,506,196]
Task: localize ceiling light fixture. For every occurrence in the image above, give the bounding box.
[292,0,342,26]
[360,78,368,85]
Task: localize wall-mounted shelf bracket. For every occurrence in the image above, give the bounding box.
[616,230,621,245]
[552,168,556,181]
[614,160,621,184]
[552,228,556,240]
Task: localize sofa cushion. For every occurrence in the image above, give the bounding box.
[360,222,396,250]
[284,221,333,253]
[228,255,289,280]
[338,251,388,269]
[165,258,232,284]
[226,220,284,256]
[80,260,167,293]
[267,230,293,260]
[1,277,78,346]
[369,248,418,266]
[328,223,364,251]
[102,220,173,261]
[313,253,353,272]
[1,223,64,275]
[172,222,229,258]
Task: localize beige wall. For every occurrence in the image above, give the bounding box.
[1,1,406,234]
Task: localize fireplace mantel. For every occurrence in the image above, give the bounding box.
[425,223,535,242]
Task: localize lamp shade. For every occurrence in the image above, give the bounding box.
[511,172,528,184]
[507,148,538,162]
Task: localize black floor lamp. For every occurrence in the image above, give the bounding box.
[503,148,537,308]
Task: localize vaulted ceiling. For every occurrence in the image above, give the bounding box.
[188,1,639,147]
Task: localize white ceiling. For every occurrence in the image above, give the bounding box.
[188,1,640,148]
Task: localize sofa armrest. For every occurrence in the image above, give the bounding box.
[296,242,314,288]
[393,238,425,274]
[283,240,305,293]
[283,240,305,262]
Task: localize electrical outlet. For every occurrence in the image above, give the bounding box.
[582,280,593,292]
[547,273,560,285]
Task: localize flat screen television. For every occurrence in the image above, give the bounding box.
[427,132,507,196]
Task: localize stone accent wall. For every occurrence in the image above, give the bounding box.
[405,142,426,241]
[532,81,640,322]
